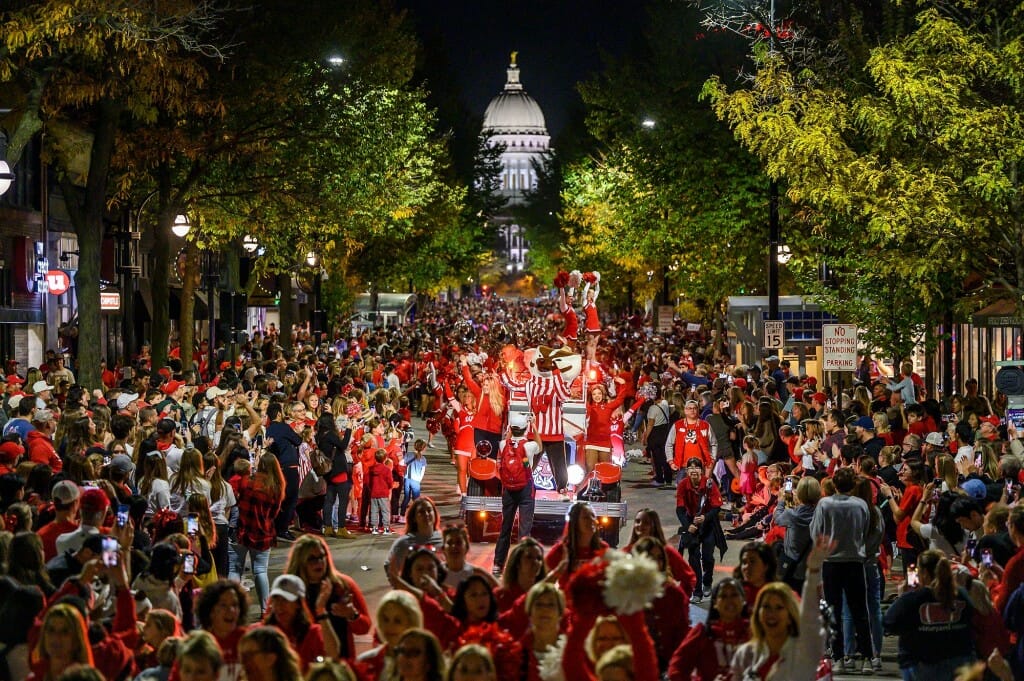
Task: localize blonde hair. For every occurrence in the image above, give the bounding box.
[178,630,223,676]
[750,582,800,642]
[595,645,634,681]
[446,644,495,681]
[34,604,93,669]
[585,615,629,663]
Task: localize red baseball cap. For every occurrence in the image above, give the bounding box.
[161,380,185,395]
[0,441,24,463]
[4,375,24,385]
[80,488,111,514]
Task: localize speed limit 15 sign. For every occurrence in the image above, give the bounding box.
[764,320,784,349]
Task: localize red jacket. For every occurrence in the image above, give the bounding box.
[676,475,722,517]
[667,619,750,681]
[367,461,394,499]
[670,419,713,469]
[462,365,504,433]
[27,430,62,473]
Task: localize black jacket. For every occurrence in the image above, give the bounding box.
[316,427,352,481]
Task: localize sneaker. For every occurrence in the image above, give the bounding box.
[703,584,713,598]
[862,658,873,674]
[371,528,380,535]
[276,531,296,542]
[492,565,503,577]
[871,657,883,672]
[690,593,703,604]
[323,527,337,538]
[337,528,357,539]
[841,657,856,674]
[383,528,393,535]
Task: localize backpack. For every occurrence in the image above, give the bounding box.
[499,438,531,491]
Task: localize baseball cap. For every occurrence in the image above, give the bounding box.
[925,432,946,447]
[961,478,987,501]
[80,487,111,514]
[206,386,229,400]
[116,393,140,410]
[733,377,748,389]
[4,375,23,385]
[980,415,1000,427]
[0,441,24,463]
[269,574,306,602]
[32,409,55,425]
[765,355,780,363]
[51,480,81,505]
[811,392,828,403]
[160,380,185,395]
[32,380,54,394]
[107,454,135,476]
[854,416,875,431]
[508,412,529,430]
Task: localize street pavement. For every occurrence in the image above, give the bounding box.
[253,415,900,678]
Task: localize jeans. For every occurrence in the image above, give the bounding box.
[402,478,421,515]
[843,559,883,656]
[275,464,300,536]
[494,484,536,569]
[676,508,716,590]
[323,481,352,530]
[822,561,872,659]
[213,522,230,577]
[230,543,271,614]
[370,497,390,529]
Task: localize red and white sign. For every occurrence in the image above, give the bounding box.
[822,324,858,371]
[46,270,70,295]
[100,292,121,310]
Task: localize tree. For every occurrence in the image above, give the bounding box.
[701,1,1024,359]
[1,0,227,388]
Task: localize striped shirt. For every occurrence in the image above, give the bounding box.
[525,373,572,442]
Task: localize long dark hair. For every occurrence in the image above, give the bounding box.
[564,502,603,576]
[450,574,498,623]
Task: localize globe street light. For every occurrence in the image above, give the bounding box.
[171,214,192,238]
[777,244,792,264]
[242,235,259,254]
[641,118,656,129]
[0,160,14,197]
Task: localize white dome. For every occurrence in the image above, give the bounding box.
[483,60,548,135]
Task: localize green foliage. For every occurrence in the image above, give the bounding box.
[702,1,1024,359]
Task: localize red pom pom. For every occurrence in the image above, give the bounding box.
[426,417,441,435]
[565,559,609,621]
[457,622,523,681]
[583,272,597,285]
[554,270,569,288]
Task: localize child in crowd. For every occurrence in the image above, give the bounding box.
[367,448,393,534]
[403,439,428,518]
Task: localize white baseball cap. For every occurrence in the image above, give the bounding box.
[32,380,54,394]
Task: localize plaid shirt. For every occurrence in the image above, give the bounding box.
[235,475,283,551]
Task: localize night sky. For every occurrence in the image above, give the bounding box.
[396,0,648,136]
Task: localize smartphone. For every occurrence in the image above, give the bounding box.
[982,549,994,568]
[101,537,119,567]
[966,538,978,553]
[932,487,941,502]
[182,554,195,574]
[1007,480,1016,503]
[907,565,919,587]
[116,504,130,528]
[784,479,794,493]
[187,513,199,536]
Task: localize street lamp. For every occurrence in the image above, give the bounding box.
[171,214,192,238]
[242,235,259,254]
[641,118,656,129]
[305,252,317,267]
[776,244,792,264]
[0,124,14,197]
[327,55,345,66]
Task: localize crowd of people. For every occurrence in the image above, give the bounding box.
[0,293,1022,681]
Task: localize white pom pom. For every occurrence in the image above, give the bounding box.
[537,634,567,681]
[602,550,665,615]
[593,271,601,283]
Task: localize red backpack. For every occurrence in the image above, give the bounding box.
[499,438,532,491]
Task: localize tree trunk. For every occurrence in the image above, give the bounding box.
[71,98,122,390]
[178,241,200,380]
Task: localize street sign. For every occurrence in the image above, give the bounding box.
[46,270,70,295]
[100,291,121,310]
[764,320,784,349]
[657,305,674,334]
[822,324,858,371]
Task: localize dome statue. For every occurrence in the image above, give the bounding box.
[483,53,548,135]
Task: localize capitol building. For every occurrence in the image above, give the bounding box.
[481,52,550,273]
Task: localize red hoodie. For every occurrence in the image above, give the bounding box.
[27,430,62,473]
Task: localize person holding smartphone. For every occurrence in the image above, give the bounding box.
[884,549,977,678]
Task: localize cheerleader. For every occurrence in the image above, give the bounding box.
[555,270,581,350]
[582,272,601,359]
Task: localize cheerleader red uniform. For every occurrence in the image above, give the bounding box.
[623,543,697,599]
[667,618,750,681]
[461,365,504,434]
[545,540,608,590]
[453,403,476,455]
[562,304,580,342]
[584,392,627,450]
[583,301,600,334]
[646,581,691,672]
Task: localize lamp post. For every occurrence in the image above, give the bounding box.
[306,251,323,344]
[168,213,220,378]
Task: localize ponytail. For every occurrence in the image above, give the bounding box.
[919,550,955,609]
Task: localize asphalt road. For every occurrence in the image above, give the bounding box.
[252,416,900,678]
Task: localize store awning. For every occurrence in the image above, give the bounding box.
[971,299,1024,328]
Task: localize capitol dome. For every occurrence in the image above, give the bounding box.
[483,55,548,135]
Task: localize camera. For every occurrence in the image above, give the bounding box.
[101,537,119,567]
